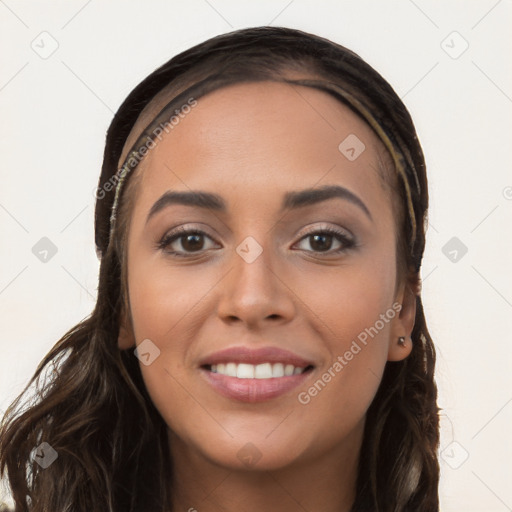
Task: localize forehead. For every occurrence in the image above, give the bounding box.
[133,81,389,198]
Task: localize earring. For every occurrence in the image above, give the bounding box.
[398,336,406,347]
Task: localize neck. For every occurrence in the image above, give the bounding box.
[168,423,362,512]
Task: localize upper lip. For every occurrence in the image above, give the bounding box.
[198,346,315,368]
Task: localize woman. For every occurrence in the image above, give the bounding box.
[0,26,439,511]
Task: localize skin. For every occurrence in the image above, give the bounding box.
[118,81,416,512]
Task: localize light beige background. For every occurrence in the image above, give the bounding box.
[1,1,511,510]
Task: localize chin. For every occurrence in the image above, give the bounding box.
[169,422,310,472]
[207,441,307,472]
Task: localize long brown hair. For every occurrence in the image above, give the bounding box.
[0,26,439,511]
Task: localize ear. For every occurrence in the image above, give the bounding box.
[118,309,136,350]
[387,273,419,362]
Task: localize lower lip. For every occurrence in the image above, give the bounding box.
[200,368,312,403]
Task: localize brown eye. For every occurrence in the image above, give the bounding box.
[308,233,334,252]
[180,233,205,252]
[159,229,220,256]
[294,228,355,254]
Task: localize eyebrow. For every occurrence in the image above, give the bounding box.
[146,184,372,224]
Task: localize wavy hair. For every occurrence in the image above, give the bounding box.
[0,26,439,511]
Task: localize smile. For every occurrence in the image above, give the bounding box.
[198,345,315,402]
[207,362,309,379]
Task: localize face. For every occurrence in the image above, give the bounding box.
[119,81,415,472]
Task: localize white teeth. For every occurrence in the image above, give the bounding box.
[272,363,284,378]
[255,363,272,379]
[225,362,237,377]
[284,364,294,376]
[237,363,254,379]
[210,362,308,379]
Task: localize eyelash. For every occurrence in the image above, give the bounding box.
[157,225,356,258]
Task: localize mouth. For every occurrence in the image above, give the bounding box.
[203,362,314,379]
[198,346,315,403]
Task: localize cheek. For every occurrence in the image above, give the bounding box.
[126,255,226,402]
[290,252,397,416]
[289,297,395,457]
[292,242,397,345]
[126,259,217,431]
[127,256,219,343]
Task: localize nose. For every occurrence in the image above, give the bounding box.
[216,244,296,329]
